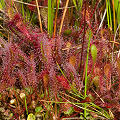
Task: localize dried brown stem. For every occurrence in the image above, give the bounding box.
[59,0,69,37]
[35,0,43,33]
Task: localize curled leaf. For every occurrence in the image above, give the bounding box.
[69,56,76,66]
[94,67,101,75]
[43,73,49,88]
[92,76,99,88]
[104,64,110,77]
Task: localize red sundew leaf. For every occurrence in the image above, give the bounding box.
[56,76,70,90]
[30,57,37,86]
[96,102,113,109]
[69,56,76,67]
[44,38,55,63]
[105,105,112,108]
[38,70,49,88]
[103,103,112,108]
[43,73,49,88]
[104,64,110,77]
[16,22,31,40]
[104,64,111,90]
[9,14,31,40]
[18,70,27,87]
[45,43,52,60]
[11,13,21,24]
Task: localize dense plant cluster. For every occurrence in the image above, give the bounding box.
[0,0,120,119]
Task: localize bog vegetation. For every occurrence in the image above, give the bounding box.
[0,0,120,119]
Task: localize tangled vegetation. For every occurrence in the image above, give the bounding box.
[0,0,120,119]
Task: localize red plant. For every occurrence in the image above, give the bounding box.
[0,0,120,118]
[56,76,70,90]
[8,14,31,40]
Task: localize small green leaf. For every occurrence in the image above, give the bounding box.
[63,29,72,36]
[91,44,97,64]
[27,113,35,120]
[64,107,74,116]
[72,0,78,10]
[0,2,3,9]
[35,107,42,113]
[40,93,44,98]
[0,0,5,9]
[92,76,99,88]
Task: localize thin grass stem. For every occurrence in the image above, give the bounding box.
[112,0,116,34]
[36,0,43,33]
[97,9,106,35]
[56,61,84,98]
[48,0,51,34]
[72,0,78,10]
[59,0,69,36]
[84,30,92,119]
[13,0,75,9]
[25,94,28,115]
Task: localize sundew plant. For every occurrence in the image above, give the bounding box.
[0,0,120,119]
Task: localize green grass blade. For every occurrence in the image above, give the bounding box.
[108,0,112,29]
[56,61,84,98]
[51,0,54,34]
[74,0,83,28]
[106,0,110,28]
[85,30,92,97]
[89,102,111,119]
[0,0,5,9]
[69,91,84,99]
[48,0,52,35]
[21,0,25,19]
[57,0,60,10]
[114,0,120,25]
[112,0,116,33]
[25,94,28,115]
[84,29,92,118]
[78,0,83,10]
[72,0,78,10]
